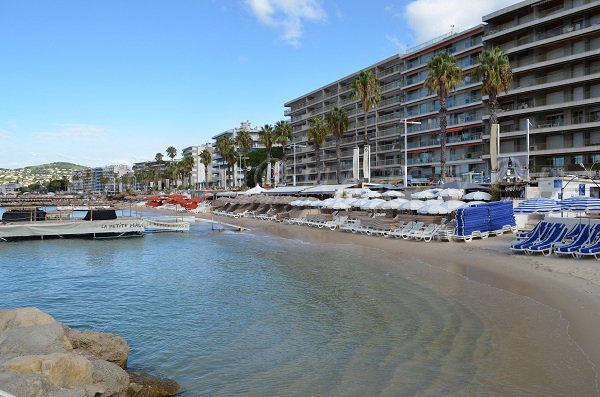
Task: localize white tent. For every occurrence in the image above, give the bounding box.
[438,188,463,199]
[441,200,466,211]
[400,200,426,211]
[379,199,407,209]
[412,190,437,199]
[244,185,268,195]
[381,190,405,198]
[417,203,450,215]
[360,199,386,210]
[464,191,492,201]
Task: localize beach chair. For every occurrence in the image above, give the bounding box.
[510,222,561,253]
[389,221,414,238]
[402,222,426,240]
[515,221,549,240]
[523,223,568,256]
[555,224,599,256]
[574,230,600,259]
[322,216,348,231]
[413,223,441,242]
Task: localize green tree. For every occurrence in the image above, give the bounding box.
[307,116,328,185]
[325,107,349,184]
[180,155,195,188]
[259,124,276,187]
[166,146,177,162]
[352,70,381,145]
[236,128,253,186]
[154,153,164,189]
[99,175,109,194]
[274,120,292,185]
[215,136,236,188]
[424,51,463,181]
[473,47,513,126]
[200,148,212,188]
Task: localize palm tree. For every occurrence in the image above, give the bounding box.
[215,136,235,187]
[424,52,463,182]
[307,116,328,184]
[180,155,195,188]
[274,120,292,185]
[154,153,164,189]
[473,47,513,127]
[166,146,177,162]
[236,128,253,186]
[352,70,381,145]
[200,148,212,188]
[259,124,276,186]
[325,107,349,183]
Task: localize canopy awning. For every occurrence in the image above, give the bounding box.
[300,184,357,195]
[265,186,309,195]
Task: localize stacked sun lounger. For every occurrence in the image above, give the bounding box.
[454,201,516,242]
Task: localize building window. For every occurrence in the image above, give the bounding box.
[552,157,565,167]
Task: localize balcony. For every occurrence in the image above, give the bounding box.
[484,0,598,41]
[382,80,403,92]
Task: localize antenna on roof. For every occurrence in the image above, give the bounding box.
[450,25,455,34]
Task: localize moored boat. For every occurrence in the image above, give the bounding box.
[0,208,144,241]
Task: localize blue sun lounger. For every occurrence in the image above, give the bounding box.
[525,223,569,256]
[555,224,600,256]
[515,221,549,240]
[510,223,559,252]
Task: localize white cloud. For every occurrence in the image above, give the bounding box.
[246,0,326,46]
[0,129,12,139]
[402,0,517,44]
[386,34,407,52]
[33,124,113,139]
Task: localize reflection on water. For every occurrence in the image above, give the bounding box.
[0,221,597,396]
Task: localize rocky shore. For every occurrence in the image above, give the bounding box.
[0,308,180,397]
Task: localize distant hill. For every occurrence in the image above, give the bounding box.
[17,162,86,172]
[0,162,87,185]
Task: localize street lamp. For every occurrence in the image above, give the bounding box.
[580,162,600,179]
[289,141,307,186]
[401,119,422,188]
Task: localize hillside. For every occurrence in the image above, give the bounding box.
[0,162,87,186]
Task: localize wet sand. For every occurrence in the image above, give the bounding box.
[190,212,600,380]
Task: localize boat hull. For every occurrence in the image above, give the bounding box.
[0,219,145,241]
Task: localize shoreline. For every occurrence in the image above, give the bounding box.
[195,211,600,381]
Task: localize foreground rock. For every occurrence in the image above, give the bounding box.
[0,308,179,397]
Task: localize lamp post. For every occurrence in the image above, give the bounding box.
[289,141,307,186]
[401,119,422,188]
[580,162,600,179]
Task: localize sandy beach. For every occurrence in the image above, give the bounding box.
[178,210,600,380]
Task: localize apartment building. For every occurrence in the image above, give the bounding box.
[284,26,486,186]
[482,0,600,177]
[211,121,265,188]
[401,25,486,181]
[182,144,213,189]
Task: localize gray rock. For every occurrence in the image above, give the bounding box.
[126,370,180,397]
[66,328,129,369]
[0,323,71,359]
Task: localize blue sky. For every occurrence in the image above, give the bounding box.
[0,0,516,168]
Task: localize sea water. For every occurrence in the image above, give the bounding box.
[0,219,597,396]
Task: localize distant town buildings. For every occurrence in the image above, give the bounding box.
[182,144,213,189]
[211,121,268,188]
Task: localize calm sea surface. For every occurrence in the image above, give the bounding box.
[0,211,598,396]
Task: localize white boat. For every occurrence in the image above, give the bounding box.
[142,218,190,233]
[0,208,144,241]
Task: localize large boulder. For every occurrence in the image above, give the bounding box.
[66,328,129,368]
[90,358,130,397]
[5,353,94,388]
[0,322,72,359]
[0,307,56,331]
[126,370,180,397]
